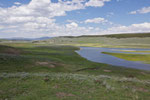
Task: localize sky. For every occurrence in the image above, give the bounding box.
[0,0,150,38]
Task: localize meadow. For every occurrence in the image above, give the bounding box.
[0,33,150,100]
[119,50,150,53]
[38,33,150,48]
[102,52,150,64]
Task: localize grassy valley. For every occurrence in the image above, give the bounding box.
[0,33,150,100]
[1,0,150,99]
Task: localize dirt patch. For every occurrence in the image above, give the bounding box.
[36,61,65,68]
[56,92,75,98]
[36,62,56,68]
[103,70,112,73]
[36,62,49,65]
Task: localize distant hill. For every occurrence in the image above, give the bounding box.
[60,33,150,38]
[47,32,150,48]
[1,37,52,41]
[92,33,150,38]
[34,37,53,40]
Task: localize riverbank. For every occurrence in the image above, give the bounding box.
[76,47,150,70]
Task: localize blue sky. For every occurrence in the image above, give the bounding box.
[0,0,150,38]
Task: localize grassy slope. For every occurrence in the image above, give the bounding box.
[119,50,150,53]
[0,43,150,100]
[102,52,150,64]
[41,33,150,48]
[61,33,150,38]
[91,33,150,38]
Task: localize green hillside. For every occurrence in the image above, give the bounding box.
[40,33,150,48]
[79,33,150,38]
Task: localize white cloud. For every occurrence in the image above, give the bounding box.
[102,22,150,34]
[0,0,85,21]
[0,0,112,38]
[66,20,75,23]
[85,0,111,7]
[66,22,78,28]
[130,6,150,14]
[4,16,34,23]
[14,2,21,5]
[0,0,149,38]
[84,17,108,24]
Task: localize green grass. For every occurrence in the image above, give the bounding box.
[1,72,150,100]
[102,52,150,64]
[2,33,150,49]
[41,35,150,48]
[93,33,150,38]
[0,43,150,100]
[119,50,150,53]
[61,33,150,38]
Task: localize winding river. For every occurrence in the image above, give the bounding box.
[76,47,150,71]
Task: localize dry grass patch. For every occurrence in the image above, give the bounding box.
[103,70,112,73]
[56,92,76,98]
[36,61,65,68]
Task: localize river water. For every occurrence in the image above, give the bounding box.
[76,47,150,71]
